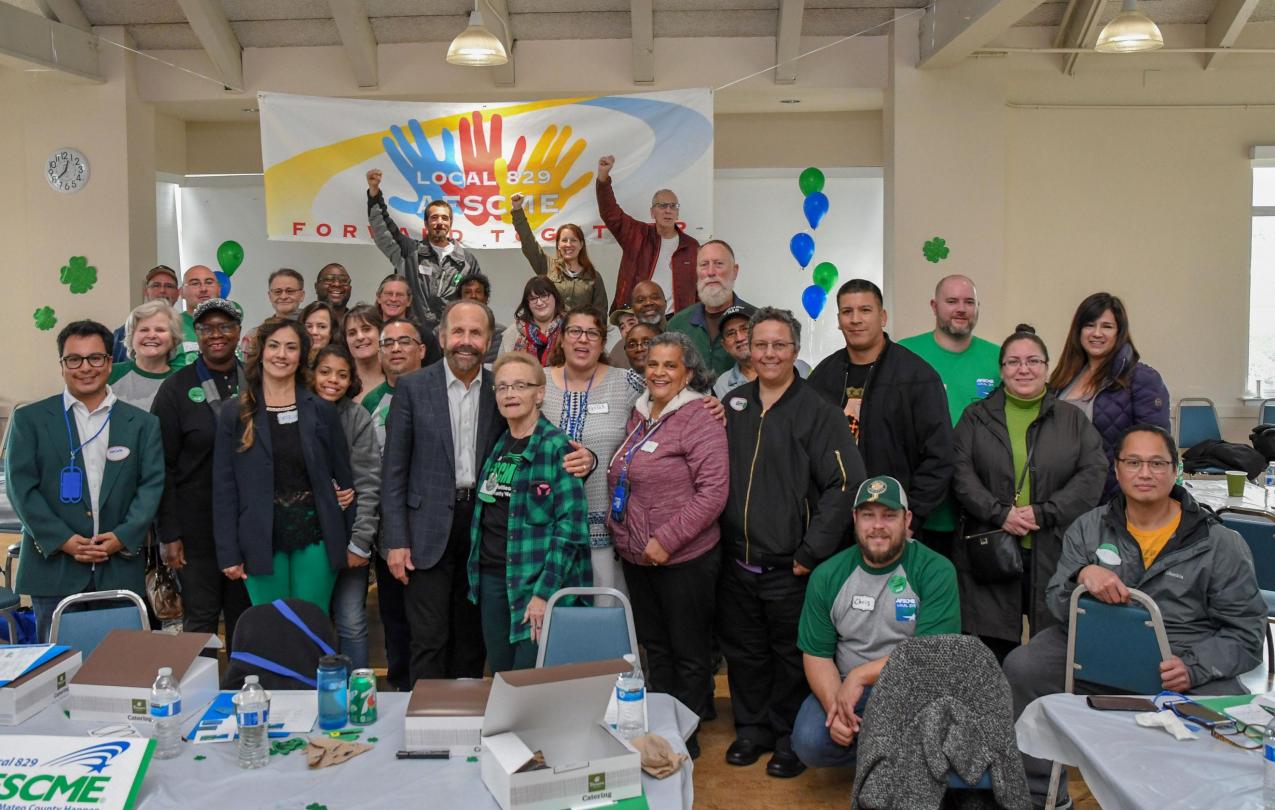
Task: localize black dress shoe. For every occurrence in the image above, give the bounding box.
[686,732,701,760]
[725,738,768,766]
[765,749,807,779]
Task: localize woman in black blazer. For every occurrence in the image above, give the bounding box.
[213,317,355,610]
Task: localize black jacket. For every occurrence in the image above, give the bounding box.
[720,377,865,569]
[808,335,954,528]
[951,388,1107,641]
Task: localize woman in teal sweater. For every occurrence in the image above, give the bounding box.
[951,325,1107,661]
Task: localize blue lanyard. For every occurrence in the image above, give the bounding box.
[610,416,667,485]
[64,402,112,464]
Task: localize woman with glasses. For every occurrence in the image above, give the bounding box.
[108,300,183,411]
[213,318,355,611]
[542,307,646,596]
[952,324,1107,661]
[342,305,386,404]
[466,352,589,671]
[510,193,609,312]
[1049,292,1171,502]
[623,322,662,373]
[500,277,565,367]
[301,301,339,361]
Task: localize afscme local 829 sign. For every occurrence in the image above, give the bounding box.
[259,89,713,249]
[0,736,152,809]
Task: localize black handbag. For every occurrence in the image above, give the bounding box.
[962,445,1034,584]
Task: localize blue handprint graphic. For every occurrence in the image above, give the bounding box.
[382,119,461,216]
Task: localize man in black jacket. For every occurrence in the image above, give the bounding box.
[808,279,954,536]
[718,307,865,779]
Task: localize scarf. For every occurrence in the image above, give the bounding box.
[517,318,562,367]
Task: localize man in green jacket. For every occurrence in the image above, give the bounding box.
[666,240,753,377]
[6,320,165,642]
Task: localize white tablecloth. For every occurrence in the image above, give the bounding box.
[12,691,699,810]
[1184,478,1273,516]
[1016,693,1263,810]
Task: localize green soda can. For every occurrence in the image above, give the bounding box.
[349,668,378,725]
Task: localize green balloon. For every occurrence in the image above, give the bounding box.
[812,261,838,293]
[799,167,825,197]
[217,240,244,276]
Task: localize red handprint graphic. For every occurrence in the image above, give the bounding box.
[442,111,527,226]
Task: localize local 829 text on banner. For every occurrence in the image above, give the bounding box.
[259,89,713,250]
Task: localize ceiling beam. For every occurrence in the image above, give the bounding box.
[41,0,92,32]
[0,2,100,81]
[328,0,378,87]
[775,0,804,84]
[1204,0,1259,69]
[631,0,654,83]
[481,0,515,86]
[175,0,243,90]
[918,0,1047,69]
[1052,0,1104,75]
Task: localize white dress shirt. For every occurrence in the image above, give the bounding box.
[62,385,117,536]
[444,363,482,488]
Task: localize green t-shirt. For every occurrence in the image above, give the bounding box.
[897,331,1001,532]
[1004,389,1044,549]
[798,539,960,678]
[362,381,395,453]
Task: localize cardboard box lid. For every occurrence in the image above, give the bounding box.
[482,659,630,738]
[407,678,492,717]
[71,630,214,688]
[1,650,79,690]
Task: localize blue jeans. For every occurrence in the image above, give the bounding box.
[331,563,370,670]
[791,687,872,768]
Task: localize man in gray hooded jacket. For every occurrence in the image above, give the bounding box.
[1005,423,1265,807]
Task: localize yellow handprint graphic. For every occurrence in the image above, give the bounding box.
[496,124,593,230]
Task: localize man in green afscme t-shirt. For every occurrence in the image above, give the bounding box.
[791,475,959,770]
[897,274,1000,557]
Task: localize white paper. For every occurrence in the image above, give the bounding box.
[0,645,53,683]
[192,691,318,743]
[1224,703,1273,727]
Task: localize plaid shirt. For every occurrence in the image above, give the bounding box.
[468,415,591,644]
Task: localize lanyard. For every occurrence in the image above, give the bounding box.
[609,415,668,484]
[64,402,112,464]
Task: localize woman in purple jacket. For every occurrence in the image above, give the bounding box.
[1049,292,1171,501]
[607,332,728,753]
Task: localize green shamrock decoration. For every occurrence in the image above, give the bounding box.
[193,754,207,761]
[34,306,57,331]
[60,256,97,294]
[305,804,328,810]
[922,237,950,264]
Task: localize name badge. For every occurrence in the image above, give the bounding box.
[106,445,130,462]
[895,598,918,622]
[851,595,875,612]
[641,441,659,453]
[276,409,299,425]
[587,402,609,415]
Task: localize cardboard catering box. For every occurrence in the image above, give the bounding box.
[68,630,218,723]
[405,678,492,757]
[0,649,82,725]
[481,659,641,810]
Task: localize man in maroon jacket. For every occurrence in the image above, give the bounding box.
[596,154,699,314]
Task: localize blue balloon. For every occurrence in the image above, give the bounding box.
[803,192,830,230]
[801,285,827,319]
[790,233,815,268]
[214,270,232,298]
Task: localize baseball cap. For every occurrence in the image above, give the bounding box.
[853,475,909,512]
[719,305,750,329]
[146,265,178,284]
[192,297,243,324]
[609,306,637,327]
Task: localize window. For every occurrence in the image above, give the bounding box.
[1250,164,1275,395]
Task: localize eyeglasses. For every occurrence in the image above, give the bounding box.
[565,326,603,342]
[494,382,543,394]
[751,341,796,353]
[652,202,680,211]
[527,292,553,303]
[1001,357,1047,369]
[61,353,110,369]
[1164,702,1262,750]
[380,336,421,349]
[625,338,652,350]
[194,322,238,336]
[270,287,302,297]
[319,275,351,286]
[1116,457,1175,474]
[146,281,179,292]
[723,326,750,341]
[186,279,219,288]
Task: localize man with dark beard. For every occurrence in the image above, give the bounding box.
[666,240,753,376]
[793,475,959,769]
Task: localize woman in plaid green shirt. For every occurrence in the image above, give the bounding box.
[468,352,592,671]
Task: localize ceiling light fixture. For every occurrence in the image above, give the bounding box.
[446,3,508,67]
[1095,0,1164,53]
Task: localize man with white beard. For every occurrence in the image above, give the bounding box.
[666,240,754,376]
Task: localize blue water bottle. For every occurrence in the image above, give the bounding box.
[317,654,351,730]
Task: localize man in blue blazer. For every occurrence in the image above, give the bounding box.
[381,299,505,680]
[6,320,165,642]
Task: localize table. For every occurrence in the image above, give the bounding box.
[12,692,699,810]
[1016,693,1263,810]
[1184,477,1273,517]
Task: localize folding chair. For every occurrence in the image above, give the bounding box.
[1261,399,1275,428]
[1175,397,1222,451]
[1046,585,1171,810]
[535,587,639,668]
[49,590,149,655]
[1218,511,1275,673]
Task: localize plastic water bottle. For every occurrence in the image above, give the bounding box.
[1264,716,1275,809]
[234,675,270,769]
[149,667,182,759]
[616,653,646,741]
[1264,462,1275,511]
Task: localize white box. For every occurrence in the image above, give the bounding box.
[68,630,219,723]
[404,678,491,757]
[481,659,641,810]
[0,649,82,725]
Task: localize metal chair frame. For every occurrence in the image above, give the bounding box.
[535,586,639,669]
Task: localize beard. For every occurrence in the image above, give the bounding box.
[937,314,976,339]
[638,310,663,325]
[857,529,907,566]
[698,281,732,310]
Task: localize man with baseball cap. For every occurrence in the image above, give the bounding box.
[606,306,639,368]
[112,265,181,362]
[793,475,959,769]
[712,306,754,397]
